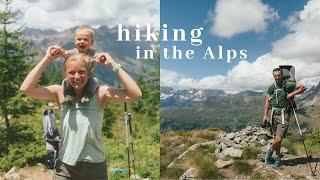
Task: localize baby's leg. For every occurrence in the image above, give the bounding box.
[62,78,74,96]
[84,76,99,97]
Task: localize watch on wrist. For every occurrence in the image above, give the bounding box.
[112,63,122,72]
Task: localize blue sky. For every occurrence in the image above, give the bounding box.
[160,0,320,92]
[161,0,308,78]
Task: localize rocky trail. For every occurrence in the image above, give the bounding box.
[0,165,52,180]
[167,126,320,179]
[254,154,320,180]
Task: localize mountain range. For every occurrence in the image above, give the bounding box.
[160,83,320,133]
[22,25,158,85]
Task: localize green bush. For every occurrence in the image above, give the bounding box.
[197,158,221,179]
[232,161,253,175]
[163,167,184,179]
[0,122,46,171]
[187,150,221,179]
[281,139,297,154]
[242,146,261,160]
[200,144,216,154]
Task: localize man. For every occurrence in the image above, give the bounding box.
[262,67,306,168]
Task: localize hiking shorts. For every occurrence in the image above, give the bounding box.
[271,114,290,138]
[53,159,108,180]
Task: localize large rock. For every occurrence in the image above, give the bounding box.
[220,142,227,150]
[281,147,289,154]
[232,143,243,149]
[179,167,198,180]
[252,135,258,141]
[214,159,234,169]
[259,128,271,136]
[259,139,267,146]
[222,147,243,158]
[258,135,268,141]
[226,132,236,140]
[221,137,233,146]
[215,153,227,160]
[215,147,221,154]
[245,126,253,131]
[234,137,241,144]
[240,141,248,147]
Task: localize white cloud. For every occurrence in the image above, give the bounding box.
[4,0,159,31]
[161,53,320,92]
[272,0,320,61]
[160,68,184,87]
[209,0,279,38]
[161,0,320,92]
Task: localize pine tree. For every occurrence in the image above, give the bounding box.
[131,48,160,124]
[0,0,39,143]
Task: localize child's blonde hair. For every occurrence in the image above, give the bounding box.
[75,25,94,39]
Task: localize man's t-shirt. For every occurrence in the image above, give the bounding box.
[267,80,296,110]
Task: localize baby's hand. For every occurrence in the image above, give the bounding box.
[45,45,64,61]
[51,47,67,57]
[95,53,116,68]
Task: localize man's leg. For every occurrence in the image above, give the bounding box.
[265,118,279,164]
[272,115,289,169]
[272,135,282,156]
[272,135,283,168]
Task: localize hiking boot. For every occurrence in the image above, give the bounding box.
[265,149,273,164]
[272,156,282,169]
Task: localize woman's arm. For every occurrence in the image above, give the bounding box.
[96,53,142,104]
[20,45,63,102]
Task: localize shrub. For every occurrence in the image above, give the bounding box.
[242,146,261,160]
[199,144,216,154]
[197,158,221,179]
[163,167,184,179]
[187,150,221,179]
[232,161,253,175]
[281,139,297,154]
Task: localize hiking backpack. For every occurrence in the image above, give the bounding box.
[42,108,61,169]
[269,65,297,110]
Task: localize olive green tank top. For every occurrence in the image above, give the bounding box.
[59,94,105,166]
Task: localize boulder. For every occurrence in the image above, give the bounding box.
[252,135,258,141]
[220,142,227,150]
[234,137,241,144]
[232,143,243,149]
[215,153,227,160]
[240,141,249,147]
[245,126,253,131]
[179,167,198,180]
[222,147,242,158]
[226,132,236,140]
[215,147,221,154]
[214,159,234,169]
[281,147,289,154]
[259,139,267,146]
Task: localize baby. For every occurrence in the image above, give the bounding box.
[50,26,105,104]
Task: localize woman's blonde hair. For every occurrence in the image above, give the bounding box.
[63,53,95,75]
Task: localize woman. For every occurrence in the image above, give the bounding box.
[20,45,142,179]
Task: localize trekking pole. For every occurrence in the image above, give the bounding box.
[291,101,317,176]
[124,103,136,178]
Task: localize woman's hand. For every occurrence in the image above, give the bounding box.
[95,53,117,68]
